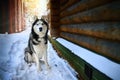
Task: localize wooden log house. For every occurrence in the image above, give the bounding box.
[48,0,120,79]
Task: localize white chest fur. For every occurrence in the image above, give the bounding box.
[33,40,47,59]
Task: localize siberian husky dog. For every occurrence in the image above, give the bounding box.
[24,18,50,71]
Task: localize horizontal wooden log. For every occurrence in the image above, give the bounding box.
[60,0,80,11]
[60,22,120,42]
[50,9,60,16]
[60,0,69,5]
[50,0,60,9]
[50,28,60,37]
[60,32,120,63]
[50,22,60,28]
[60,0,116,18]
[60,8,120,24]
[50,16,59,22]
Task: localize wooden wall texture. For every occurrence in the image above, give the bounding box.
[48,0,120,63]
[0,0,25,33]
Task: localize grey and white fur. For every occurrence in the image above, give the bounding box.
[24,18,50,71]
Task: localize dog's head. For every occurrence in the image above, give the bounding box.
[32,18,48,38]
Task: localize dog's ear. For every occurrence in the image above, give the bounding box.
[33,15,38,21]
[41,16,48,23]
[40,18,48,27]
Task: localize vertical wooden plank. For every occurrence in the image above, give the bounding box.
[49,0,60,37]
[9,0,13,33]
[12,0,15,33]
[0,1,9,33]
[17,0,19,32]
[19,0,23,32]
[1,3,5,33]
[18,0,21,32]
[6,0,10,33]
[0,3,3,33]
[9,0,16,33]
[21,0,25,31]
[15,0,18,32]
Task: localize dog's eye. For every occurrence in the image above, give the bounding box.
[36,23,39,25]
[42,23,44,25]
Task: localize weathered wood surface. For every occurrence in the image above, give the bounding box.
[0,0,25,33]
[60,0,117,18]
[48,0,120,63]
[60,0,80,11]
[61,1,120,24]
[60,32,120,63]
[60,22,120,42]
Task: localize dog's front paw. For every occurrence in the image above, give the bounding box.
[37,67,42,72]
[47,65,51,70]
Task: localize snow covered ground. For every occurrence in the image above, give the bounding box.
[1,26,120,80]
[0,28,77,80]
[57,38,120,80]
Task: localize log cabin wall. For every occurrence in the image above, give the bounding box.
[48,0,120,63]
[0,0,9,33]
[0,0,25,33]
[49,0,60,37]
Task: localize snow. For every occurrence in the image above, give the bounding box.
[0,28,77,80]
[1,26,120,80]
[57,38,120,80]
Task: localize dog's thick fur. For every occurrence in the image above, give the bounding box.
[24,18,50,71]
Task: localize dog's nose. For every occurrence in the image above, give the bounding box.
[39,27,42,31]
